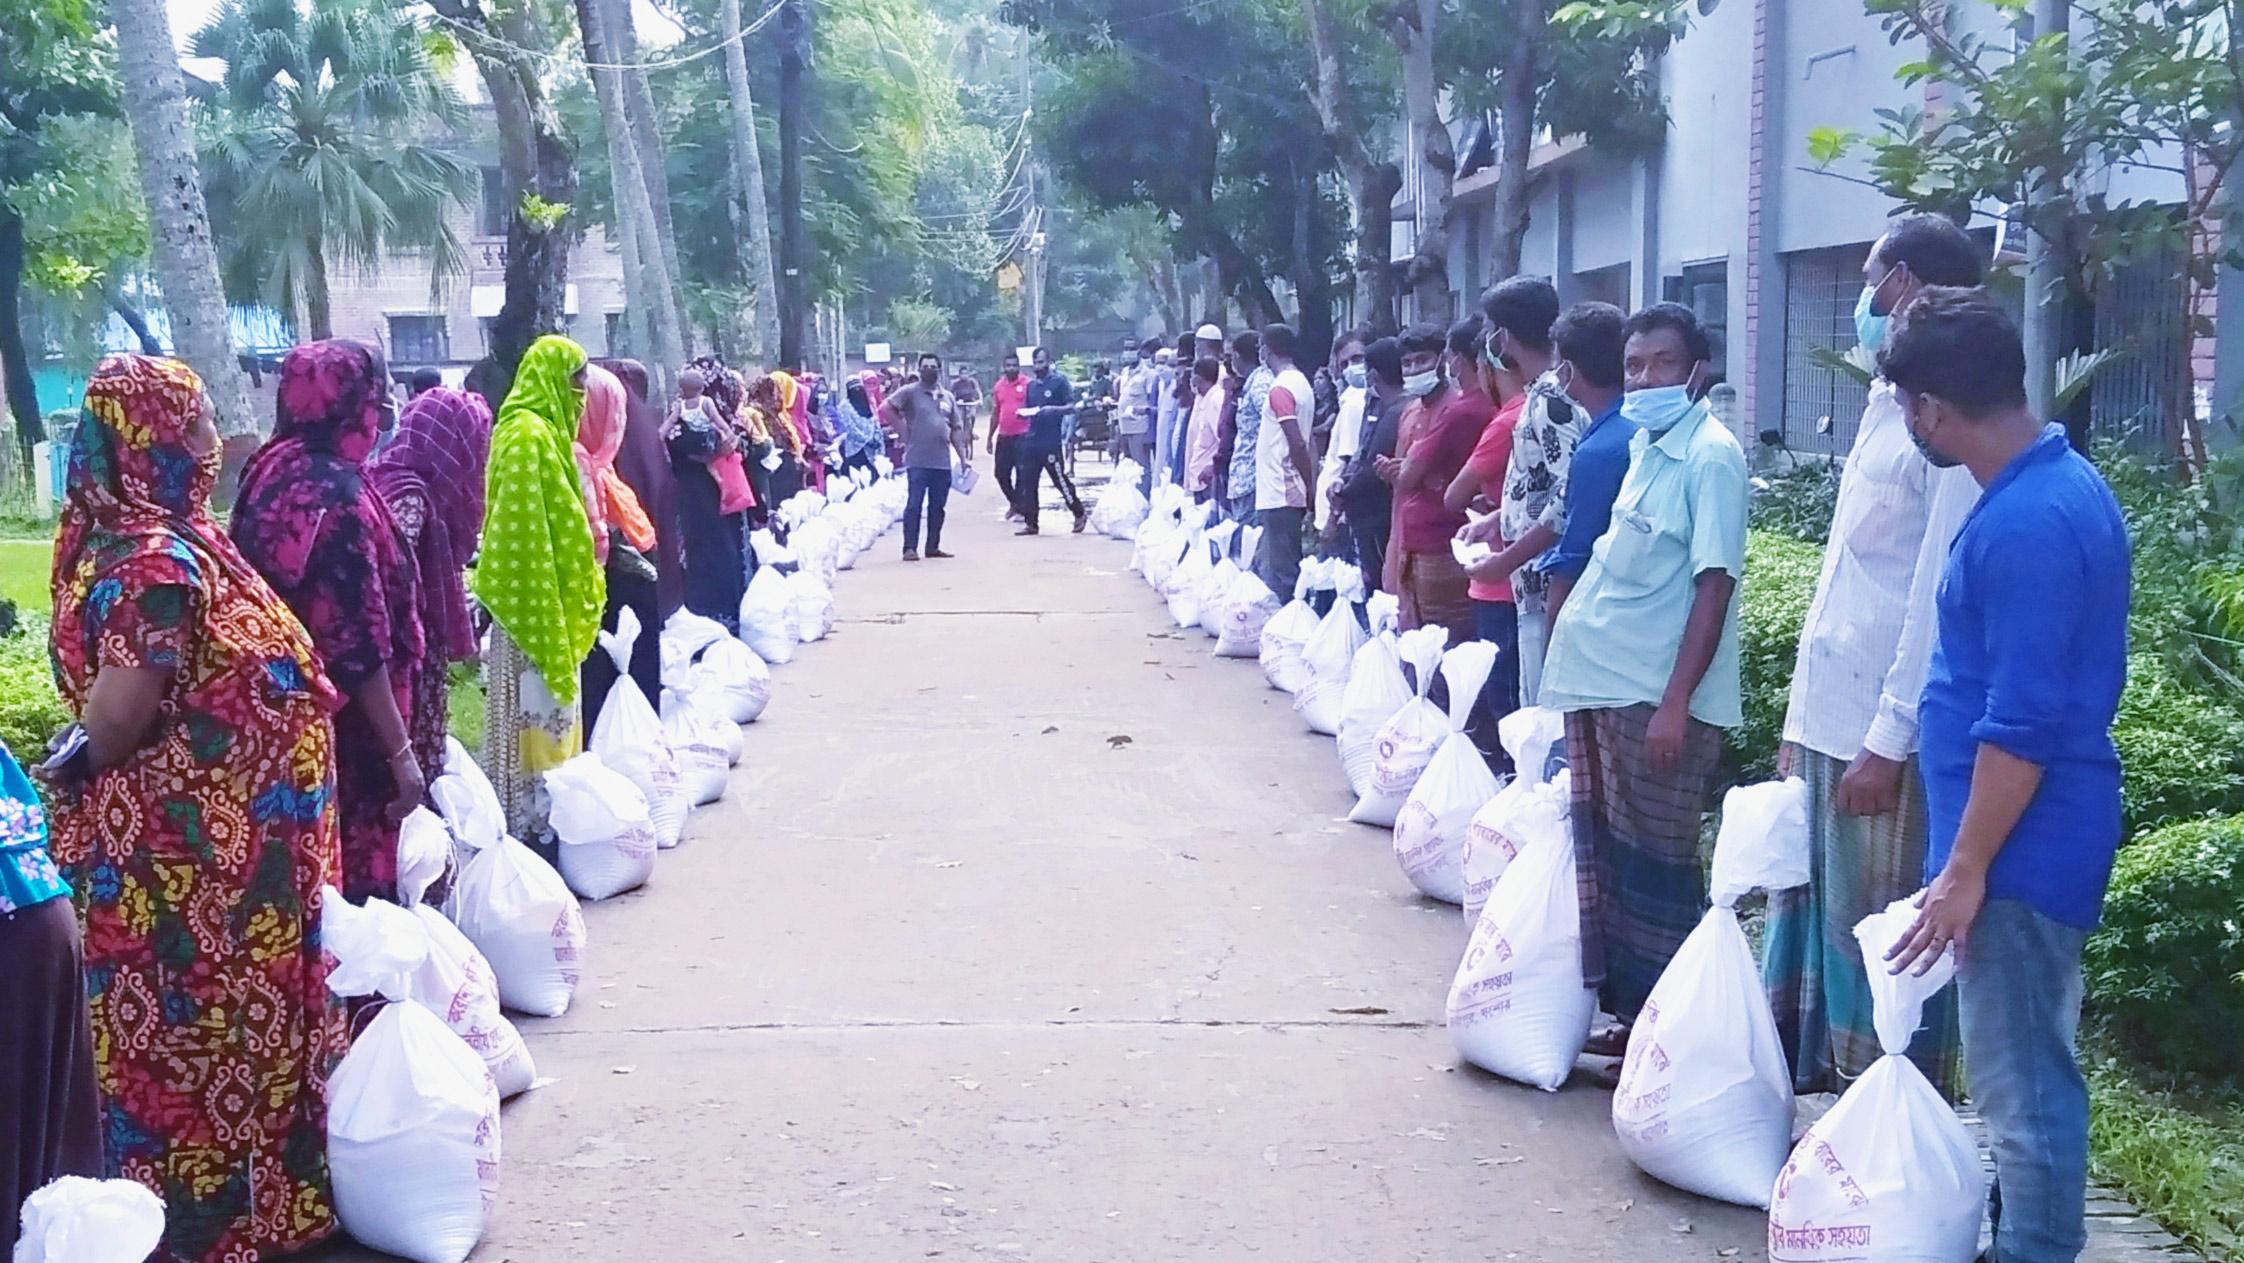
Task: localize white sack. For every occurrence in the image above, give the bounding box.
[658,609,729,685]
[1500,705,1568,787]
[1348,627,1451,827]
[1294,599,1369,735]
[447,835,585,1017]
[591,610,687,849]
[327,1000,500,1263]
[405,904,535,1100]
[788,571,835,643]
[697,637,771,725]
[431,738,503,859]
[739,567,797,665]
[1196,557,1239,638]
[395,805,453,910]
[1335,633,1409,800]
[1392,641,1502,903]
[1446,816,1594,1090]
[545,753,657,901]
[1257,598,1319,694]
[660,700,731,806]
[12,1177,165,1263]
[1766,896,1983,1262]
[1164,532,1213,629]
[1460,770,1570,925]
[1213,569,1282,658]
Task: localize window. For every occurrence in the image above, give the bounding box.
[1662,260,1730,385]
[388,315,449,365]
[1779,243,1873,457]
[477,167,508,238]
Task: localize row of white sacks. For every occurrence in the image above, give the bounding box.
[1110,479,1986,1262]
[13,472,916,1263]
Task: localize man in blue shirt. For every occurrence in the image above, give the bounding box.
[1014,347,1089,536]
[1531,301,1630,627]
[1881,288,2130,1263]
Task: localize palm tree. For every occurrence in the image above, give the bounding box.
[192,0,476,339]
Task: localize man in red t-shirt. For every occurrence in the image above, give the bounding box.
[985,350,1030,519]
[1377,315,1495,643]
[1446,349,1526,762]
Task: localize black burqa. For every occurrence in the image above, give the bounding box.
[583,358,680,725]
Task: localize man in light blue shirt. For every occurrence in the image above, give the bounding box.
[1538,302,1747,1059]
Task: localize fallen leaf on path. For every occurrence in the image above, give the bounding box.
[1404,1128,1447,1142]
[1329,1005,1389,1016]
[950,1077,982,1091]
[1475,1156,1524,1167]
[1106,734,1133,748]
[1040,725,1059,734]
[1669,1218,1694,1234]
[1177,852,1199,861]
[611,1066,635,1075]
[1718,1250,1742,1259]
[1614,1198,1634,1213]
[929,1181,958,1192]
[933,860,964,869]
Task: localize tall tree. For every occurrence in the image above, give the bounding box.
[719,0,781,359]
[1302,0,1402,333]
[604,0,695,352]
[576,0,686,389]
[109,0,259,435]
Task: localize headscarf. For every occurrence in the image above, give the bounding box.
[367,386,491,661]
[754,373,805,455]
[475,334,605,704]
[232,339,425,685]
[576,363,655,562]
[51,354,336,711]
[596,358,684,614]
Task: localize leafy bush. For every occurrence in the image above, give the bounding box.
[1747,460,1841,544]
[1728,531,1820,782]
[2114,652,2244,833]
[2085,814,2244,1081]
[0,617,68,762]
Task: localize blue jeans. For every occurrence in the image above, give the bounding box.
[904,466,952,554]
[1473,599,1520,771]
[1959,897,2090,1263]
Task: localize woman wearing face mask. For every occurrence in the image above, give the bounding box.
[46,354,348,1262]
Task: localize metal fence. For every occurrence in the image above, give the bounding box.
[1778,243,1874,459]
[2090,239,2191,452]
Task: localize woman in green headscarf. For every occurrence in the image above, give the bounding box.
[476,334,607,837]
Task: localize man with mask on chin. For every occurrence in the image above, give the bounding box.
[1881,287,2128,1263]
[1761,213,1985,1104]
[1538,301,1747,1070]
[878,351,971,561]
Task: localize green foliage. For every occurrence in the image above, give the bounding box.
[2113,652,2244,835]
[519,194,569,231]
[0,616,67,762]
[1746,462,1840,545]
[2085,815,2244,1082]
[1728,531,1820,783]
[2087,1050,2244,1258]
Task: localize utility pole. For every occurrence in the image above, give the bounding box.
[777,0,807,367]
[2021,0,2068,427]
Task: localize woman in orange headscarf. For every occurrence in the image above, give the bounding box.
[576,363,658,729]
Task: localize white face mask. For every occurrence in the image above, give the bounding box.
[1403,370,1440,398]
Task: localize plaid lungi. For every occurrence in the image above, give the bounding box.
[1398,549,1475,645]
[1566,704,1723,1024]
[1760,749,1962,1099]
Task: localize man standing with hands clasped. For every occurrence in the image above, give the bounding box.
[1251,324,1318,599]
[1880,288,2130,1263]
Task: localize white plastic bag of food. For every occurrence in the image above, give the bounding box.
[395,805,453,909]
[590,610,687,850]
[1164,533,1213,629]
[1446,817,1594,1091]
[1258,595,1320,693]
[1335,633,1408,800]
[1500,704,1568,787]
[1460,769,1570,924]
[447,834,585,1017]
[698,636,772,725]
[1349,626,1452,827]
[405,904,535,1100]
[660,698,730,806]
[1294,598,1368,735]
[789,571,835,643]
[430,738,503,868]
[1766,897,1983,1261]
[1213,569,1282,658]
[659,609,729,684]
[739,567,796,665]
[544,753,657,902]
[327,999,500,1263]
[1392,641,1502,904]
[1196,557,1239,639]
[11,1177,166,1263]
[1612,777,1810,1206]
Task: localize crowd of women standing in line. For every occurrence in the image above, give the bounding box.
[3,332,871,1262]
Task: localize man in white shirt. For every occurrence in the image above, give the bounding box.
[1253,322,1318,597]
[1762,213,1987,1099]
[1117,337,1162,490]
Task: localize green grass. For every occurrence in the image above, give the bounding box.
[2088,1045,2244,1259]
[0,538,54,613]
[447,662,486,752]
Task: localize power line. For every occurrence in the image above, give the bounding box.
[429,0,786,73]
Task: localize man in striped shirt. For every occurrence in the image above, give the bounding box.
[1760,213,1988,1099]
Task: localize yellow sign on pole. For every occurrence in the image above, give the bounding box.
[996,261,1024,292]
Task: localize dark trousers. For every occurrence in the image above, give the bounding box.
[1353,515,1390,594]
[582,567,663,728]
[1255,505,1307,599]
[1473,598,1522,771]
[905,466,952,553]
[1012,441,1083,530]
[993,433,1024,508]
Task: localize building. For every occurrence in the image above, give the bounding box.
[1428,0,2200,457]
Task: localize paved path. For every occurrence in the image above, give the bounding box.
[334,470,1764,1263]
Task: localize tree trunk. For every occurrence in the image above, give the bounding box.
[104,276,165,356]
[1393,0,1454,319]
[1487,0,1543,283]
[719,0,781,362]
[604,0,693,354]
[1303,0,1401,335]
[576,0,684,394]
[433,0,578,401]
[0,212,43,454]
[110,0,259,437]
[307,232,333,341]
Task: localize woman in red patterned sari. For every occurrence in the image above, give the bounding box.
[46,353,347,1262]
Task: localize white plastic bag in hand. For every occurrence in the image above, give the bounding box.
[660,699,731,806]
[1349,626,1452,827]
[1335,633,1408,799]
[1446,818,1595,1091]
[1392,641,1503,903]
[1612,777,1810,1207]
[327,999,500,1263]
[739,568,796,665]
[1294,599,1369,735]
[1767,895,1983,1261]
[1460,769,1570,924]
[395,805,453,910]
[405,904,535,1100]
[447,835,585,1017]
[544,753,657,901]
[1214,569,1282,658]
[11,1177,165,1263]
[591,610,688,850]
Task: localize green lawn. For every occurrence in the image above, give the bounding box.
[0,538,53,615]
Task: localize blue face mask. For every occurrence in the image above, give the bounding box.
[1343,363,1367,390]
[1854,264,1901,353]
[1620,383,1702,433]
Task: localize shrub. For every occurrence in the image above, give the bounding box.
[2114,653,2244,833]
[2085,814,2244,1081]
[1728,530,1821,782]
[0,617,68,762]
[1747,461,1841,544]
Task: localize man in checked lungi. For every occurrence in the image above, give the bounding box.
[1536,302,1749,1066]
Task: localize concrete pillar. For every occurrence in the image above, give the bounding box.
[1741,0,1788,447]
